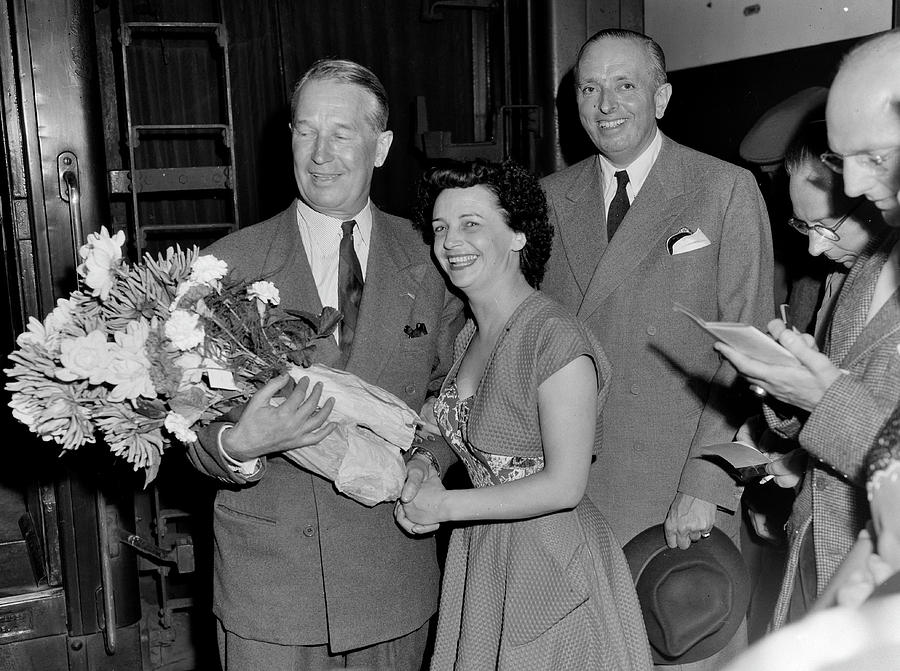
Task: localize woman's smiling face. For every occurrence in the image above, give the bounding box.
[430,185,525,293]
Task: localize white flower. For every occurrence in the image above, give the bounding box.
[248,281,280,306]
[45,298,76,333]
[104,321,155,402]
[57,329,111,384]
[165,310,205,351]
[165,412,198,444]
[16,316,50,348]
[189,255,228,285]
[77,227,125,300]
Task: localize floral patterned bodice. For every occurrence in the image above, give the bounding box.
[434,381,543,488]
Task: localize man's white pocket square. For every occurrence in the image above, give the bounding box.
[669,228,711,255]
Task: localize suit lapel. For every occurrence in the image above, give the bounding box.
[555,157,607,297]
[843,287,900,367]
[838,231,900,366]
[264,202,324,315]
[827,232,895,364]
[259,202,345,366]
[578,135,687,320]
[345,206,425,381]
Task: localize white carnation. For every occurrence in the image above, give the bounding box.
[164,310,205,351]
[164,412,198,444]
[248,281,280,306]
[190,255,228,285]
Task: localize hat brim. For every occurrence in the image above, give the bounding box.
[739,86,829,165]
[623,524,751,665]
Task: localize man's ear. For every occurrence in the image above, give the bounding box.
[654,83,672,120]
[374,130,394,167]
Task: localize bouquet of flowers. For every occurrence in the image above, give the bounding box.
[5,227,418,503]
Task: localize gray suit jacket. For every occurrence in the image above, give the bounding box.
[542,134,774,544]
[186,202,462,651]
[767,231,900,628]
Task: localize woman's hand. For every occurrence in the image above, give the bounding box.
[418,397,440,436]
[397,476,449,529]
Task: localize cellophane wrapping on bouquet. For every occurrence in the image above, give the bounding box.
[283,365,419,506]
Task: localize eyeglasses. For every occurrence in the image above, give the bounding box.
[820,146,900,175]
[787,198,865,242]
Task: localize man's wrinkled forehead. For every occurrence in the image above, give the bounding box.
[577,37,652,80]
[827,39,900,149]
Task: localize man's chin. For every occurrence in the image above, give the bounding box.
[883,206,900,227]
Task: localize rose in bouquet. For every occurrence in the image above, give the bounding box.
[5,227,419,501]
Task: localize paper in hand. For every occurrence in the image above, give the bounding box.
[697,441,773,482]
[673,303,798,366]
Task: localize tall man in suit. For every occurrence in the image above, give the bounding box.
[186,59,461,670]
[541,29,773,559]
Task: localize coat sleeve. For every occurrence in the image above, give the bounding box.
[677,169,775,511]
[186,417,267,486]
[799,371,900,486]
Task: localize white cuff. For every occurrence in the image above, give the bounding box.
[218,424,261,476]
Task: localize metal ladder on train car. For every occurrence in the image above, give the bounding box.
[111,0,238,257]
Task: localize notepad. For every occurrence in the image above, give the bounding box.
[673,303,798,367]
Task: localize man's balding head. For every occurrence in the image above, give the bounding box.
[826,29,900,225]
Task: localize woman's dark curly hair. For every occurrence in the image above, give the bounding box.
[412,159,553,289]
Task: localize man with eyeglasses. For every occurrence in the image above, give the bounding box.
[824,28,900,226]
[718,100,900,629]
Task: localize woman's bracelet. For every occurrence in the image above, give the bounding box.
[408,443,442,477]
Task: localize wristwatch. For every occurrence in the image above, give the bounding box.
[407,439,442,477]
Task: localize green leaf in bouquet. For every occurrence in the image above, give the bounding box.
[316,307,342,337]
[145,329,184,398]
[281,308,321,324]
[168,386,215,425]
[133,397,168,420]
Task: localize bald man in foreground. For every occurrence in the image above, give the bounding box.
[825,28,900,226]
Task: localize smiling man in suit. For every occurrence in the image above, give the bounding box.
[185,59,461,670]
[541,30,773,665]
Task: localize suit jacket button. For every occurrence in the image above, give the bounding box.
[646,325,657,336]
[630,384,639,395]
[303,525,315,537]
[405,385,416,395]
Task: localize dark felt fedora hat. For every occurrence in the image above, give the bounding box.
[623,524,750,665]
[739,86,829,166]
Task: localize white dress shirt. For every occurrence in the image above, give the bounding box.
[295,198,372,313]
[597,128,663,214]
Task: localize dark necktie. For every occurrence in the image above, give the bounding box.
[607,170,630,241]
[338,220,364,356]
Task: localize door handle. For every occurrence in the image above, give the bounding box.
[96,490,117,653]
[57,151,84,265]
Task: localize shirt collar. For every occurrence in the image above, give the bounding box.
[295,198,373,246]
[597,128,662,198]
